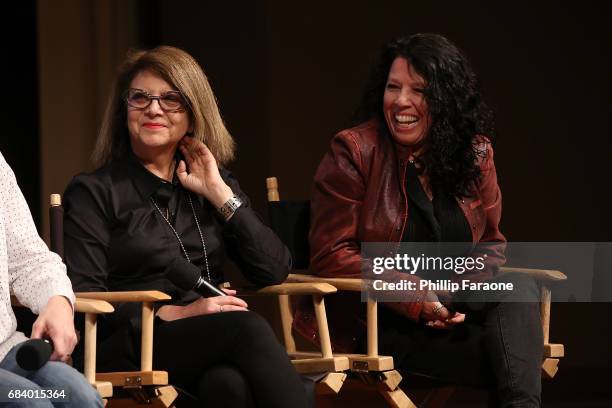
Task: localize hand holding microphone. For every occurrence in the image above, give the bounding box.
[165,257,227,297]
[16,339,53,370]
[159,258,248,320]
[17,296,77,370]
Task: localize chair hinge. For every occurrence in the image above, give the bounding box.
[123,375,143,388]
[352,361,370,372]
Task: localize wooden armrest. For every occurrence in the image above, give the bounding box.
[76,291,167,373]
[11,296,114,314]
[75,291,171,302]
[75,298,114,314]
[500,267,567,281]
[236,282,337,296]
[288,273,363,291]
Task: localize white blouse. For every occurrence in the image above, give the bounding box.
[0,152,74,361]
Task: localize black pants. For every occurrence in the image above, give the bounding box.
[377,273,543,408]
[153,311,309,408]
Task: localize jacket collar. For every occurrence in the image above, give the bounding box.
[376,119,427,164]
[120,152,179,206]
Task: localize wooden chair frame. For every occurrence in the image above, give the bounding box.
[233,282,350,393]
[50,194,177,407]
[11,296,115,402]
[266,176,567,408]
[267,177,415,407]
[51,193,349,406]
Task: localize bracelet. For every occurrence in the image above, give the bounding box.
[218,194,243,220]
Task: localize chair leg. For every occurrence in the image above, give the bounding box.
[421,386,456,408]
[368,370,417,408]
[93,381,113,399]
[379,370,402,391]
[316,372,348,395]
[542,358,560,379]
[105,386,178,408]
[155,386,178,407]
[378,387,417,408]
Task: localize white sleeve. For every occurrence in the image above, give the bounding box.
[0,153,75,314]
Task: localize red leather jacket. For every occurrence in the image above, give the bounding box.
[294,119,506,352]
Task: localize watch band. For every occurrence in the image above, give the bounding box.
[218,194,243,220]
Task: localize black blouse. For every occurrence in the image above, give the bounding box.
[63,153,291,308]
[401,163,472,281]
[402,162,472,243]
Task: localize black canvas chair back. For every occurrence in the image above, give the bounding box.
[49,194,64,259]
[268,200,311,270]
[265,177,418,407]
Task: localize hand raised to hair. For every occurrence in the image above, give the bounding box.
[176,136,233,208]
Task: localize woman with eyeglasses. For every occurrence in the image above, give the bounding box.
[63,46,308,408]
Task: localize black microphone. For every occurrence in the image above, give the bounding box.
[165,257,226,297]
[16,339,53,370]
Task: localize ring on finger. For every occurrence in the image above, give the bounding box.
[432,304,446,316]
[219,304,223,313]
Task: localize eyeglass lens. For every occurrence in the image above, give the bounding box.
[126,89,184,111]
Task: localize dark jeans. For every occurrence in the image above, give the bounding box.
[377,273,544,408]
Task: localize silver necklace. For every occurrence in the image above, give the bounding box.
[151,193,213,283]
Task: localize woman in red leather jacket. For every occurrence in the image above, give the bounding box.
[296,34,543,407]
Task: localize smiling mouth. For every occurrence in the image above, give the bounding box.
[143,124,165,129]
[394,114,419,128]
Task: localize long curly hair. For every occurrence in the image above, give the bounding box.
[355,34,496,197]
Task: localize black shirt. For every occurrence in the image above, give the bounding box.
[402,163,472,243]
[63,153,291,307]
[400,163,472,282]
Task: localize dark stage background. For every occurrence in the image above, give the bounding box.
[4,1,611,406]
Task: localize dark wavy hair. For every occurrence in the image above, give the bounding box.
[355,33,496,197]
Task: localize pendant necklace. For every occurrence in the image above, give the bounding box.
[151,193,213,283]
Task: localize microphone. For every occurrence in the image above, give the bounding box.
[16,339,53,370]
[165,257,227,297]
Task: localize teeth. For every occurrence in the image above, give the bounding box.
[395,115,418,124]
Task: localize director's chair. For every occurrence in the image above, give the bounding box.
[266,176,566,408]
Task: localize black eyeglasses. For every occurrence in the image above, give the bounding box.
[125,88,187,112]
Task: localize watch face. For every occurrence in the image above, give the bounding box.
[220,195,242,219]
[230,196,242,209]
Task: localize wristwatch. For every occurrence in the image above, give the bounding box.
[218,194,243,220]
